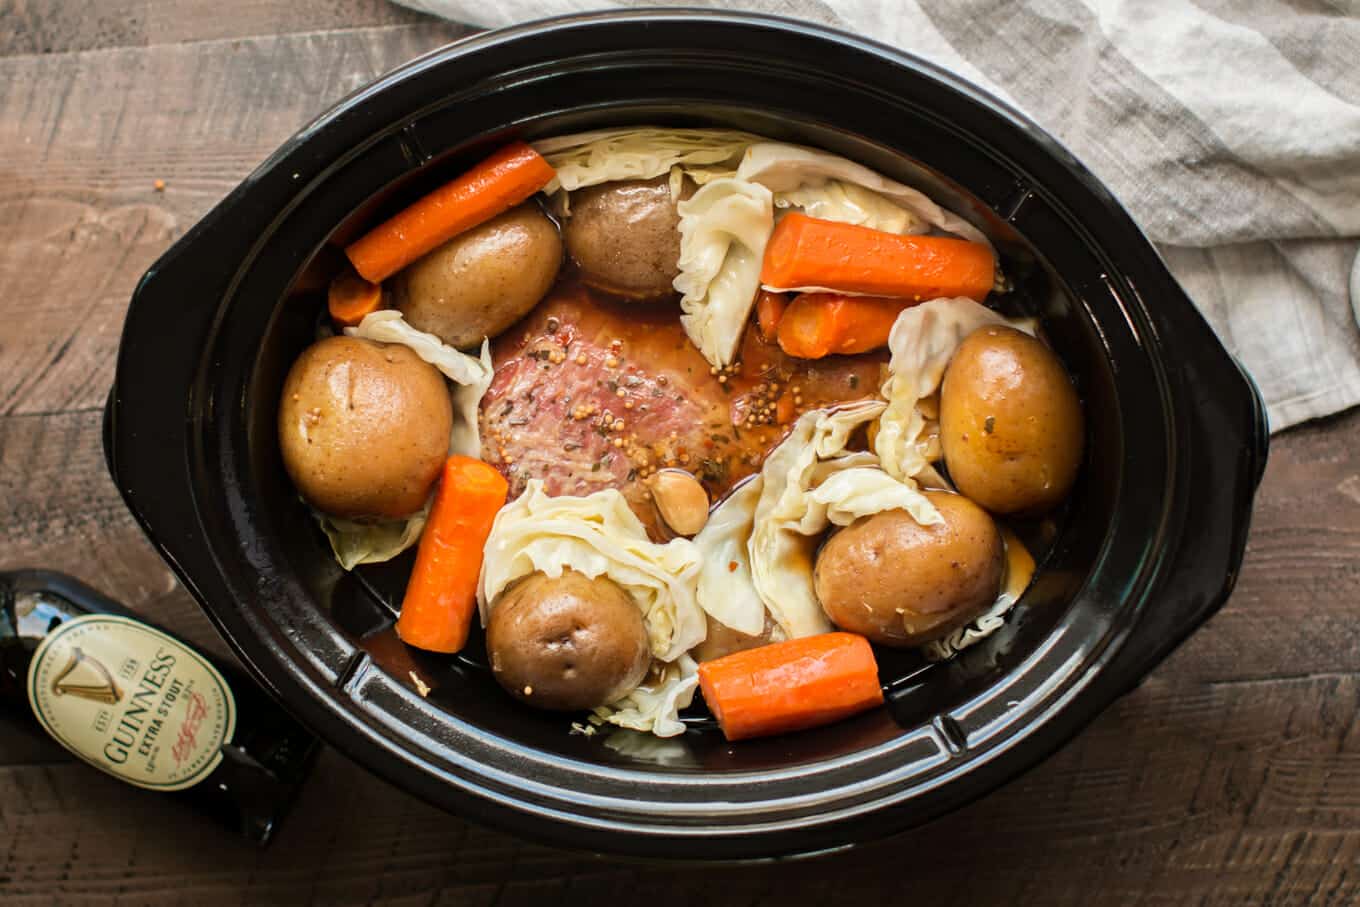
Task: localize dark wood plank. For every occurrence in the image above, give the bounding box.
[1159,408,1360,682]
[0,0,438,57]
[0,22,469,417]
[0,715,67,765]
[2,674,1358,905]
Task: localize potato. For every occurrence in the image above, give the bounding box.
[563,175,688,300]
[278,336,450,520]
[940,326,1083,515]
[486,569,651,711]
[813,493,1004,647]
[393,203,562,348]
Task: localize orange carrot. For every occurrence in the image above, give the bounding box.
[345,142,555,283]
[775,393,796,424]
[327,270,384,327]
[761,212,994,302]
[697,632,883,741]
[755,290,789,342]
[396,456,508,654]
[776,293,914,359]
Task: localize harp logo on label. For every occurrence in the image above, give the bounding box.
[26,615,237,791]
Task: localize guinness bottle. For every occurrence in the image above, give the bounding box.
[0,569,318,843]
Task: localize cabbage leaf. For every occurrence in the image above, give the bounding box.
[747,401,888,639]
[533,127,760,195]
[923,532,1036,661]
[674,177,775,367]
[345,310,493,458]
[591,655,699,739]
[478,480,707,738]
[808,465,940,529]
[774,179,927,235]
[314,502,430,571]
[692,476,765,637]
[737,141,992,247]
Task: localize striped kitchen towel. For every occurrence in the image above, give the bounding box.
[395,0,1360,431]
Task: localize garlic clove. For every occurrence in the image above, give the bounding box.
[647,468,710,536]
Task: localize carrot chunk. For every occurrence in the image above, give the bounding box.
[345,142,555,283]
[327,269,384,327]
[776,293,915,359]
[396,456,508,654]
[761,212,994,302]
[697,632,884,741]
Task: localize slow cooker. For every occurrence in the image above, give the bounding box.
[104,10,1268,860]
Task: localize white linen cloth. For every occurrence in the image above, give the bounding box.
[394,0,1360,431]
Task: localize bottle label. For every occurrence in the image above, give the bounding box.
[26,614,237,792]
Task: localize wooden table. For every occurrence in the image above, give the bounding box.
[2,3,1357,903]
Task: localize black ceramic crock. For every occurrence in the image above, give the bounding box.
[104,11,1268,860]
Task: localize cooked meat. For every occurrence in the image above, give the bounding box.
[481,321,706,511]
[480,280,885,532]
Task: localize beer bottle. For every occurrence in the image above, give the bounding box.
[0,569,318,843]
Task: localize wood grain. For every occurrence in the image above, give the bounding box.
[1159,409,1360,683]
[0,0,435,56]
[2,672,1358,905]
[0,410,218,652]
[1,1,1359,904]
[0,22,468,417]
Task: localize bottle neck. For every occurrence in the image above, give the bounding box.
[0,571,124,705]
[0,577,21,704]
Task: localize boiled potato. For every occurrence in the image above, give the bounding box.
[563,175,688,300]
[486,569,651,711]
[279,336,450,520]
[813,492,1004,647]
[940,326,1083,515]
[393,203,562,348]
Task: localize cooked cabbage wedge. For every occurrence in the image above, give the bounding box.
[737,141,992,248]
[478,480,706,661]
[674,177,775,367]
[478,480,707,738]
[924,529,1037,661]
[590,655,699,740]
[774,179,927,235]
[533,126,760,195]
[345,310,493,458]
[314,503,430,571]
[692,476,766,637]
